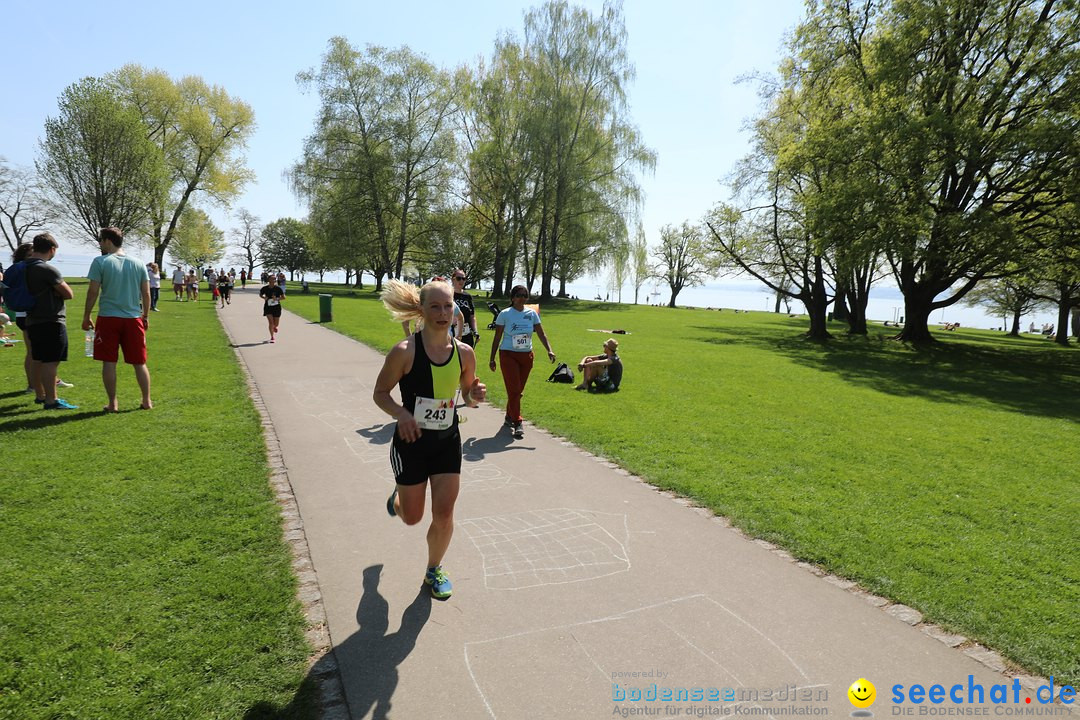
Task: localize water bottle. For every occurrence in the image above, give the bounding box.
[84,331,94,358]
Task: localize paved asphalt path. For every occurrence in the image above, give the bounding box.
[216,288,1064,720]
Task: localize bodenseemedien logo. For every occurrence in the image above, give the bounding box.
[849,678,877,717]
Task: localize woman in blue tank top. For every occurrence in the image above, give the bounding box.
[373,278,487,599]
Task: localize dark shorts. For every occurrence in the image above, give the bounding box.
[15,316,26,331]
[27,323,68,363]
[390,428,462,486]
[93,316,148,365]
[263,305,282,317]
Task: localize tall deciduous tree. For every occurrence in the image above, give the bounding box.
[293,39,456,290]
[0,159,55,253]
[652,222,710,308]
[109,65,256,270]
[630,225,649,305]
[963,275,1047,336]
[260,218,312,280]
[37,78,167,241]
[458,43,535,298]
[796,0,1080,343]
[520,0,654,300]
[168,206,225,269]
[229,208,263,276]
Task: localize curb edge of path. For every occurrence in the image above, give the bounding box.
[221,312,351,720]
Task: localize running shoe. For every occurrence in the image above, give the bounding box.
[504,416,514,427]
[425,566,453,599]
[386,489,398,517]
[56,379,74,388]
[43,398,78,410]
[512,422,524,439]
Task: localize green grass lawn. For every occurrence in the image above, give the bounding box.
[289,281,1079,685]
[1,280,316,719]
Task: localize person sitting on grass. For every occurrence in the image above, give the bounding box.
[575,338,622,392]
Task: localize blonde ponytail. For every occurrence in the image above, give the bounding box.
[380,277,454,324]
[381,279,422,323]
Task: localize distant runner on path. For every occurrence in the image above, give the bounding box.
[258,275,285,343]
[373,278,487,599]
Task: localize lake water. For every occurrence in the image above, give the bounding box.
[42,250,1063,334]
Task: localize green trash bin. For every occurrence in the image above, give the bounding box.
[318,294,333,323]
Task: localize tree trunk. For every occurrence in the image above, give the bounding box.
[833,282,850,321]
[803,255,833,341]
[895,295,936,343]
[667,282,683,308]
[845,296,868,335]
[1072,307,1080,339]
[773,293,783,313]
[1009,310,1021,337]
[1055,301,1071,346]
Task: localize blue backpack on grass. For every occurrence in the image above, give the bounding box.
[0,261,37,312]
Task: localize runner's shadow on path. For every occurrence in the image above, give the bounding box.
[230,341,271,348]
[244,564,431,720]
[462,426,536,462]
[356,423,395,444]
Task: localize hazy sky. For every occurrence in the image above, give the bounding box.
[2,0,807,250]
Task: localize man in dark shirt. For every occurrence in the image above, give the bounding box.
[450,269,478,347]
[25,233,77,409]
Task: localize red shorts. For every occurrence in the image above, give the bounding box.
[93,316,148,364]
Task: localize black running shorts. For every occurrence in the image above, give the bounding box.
[27,322,68,363]
[390,428,462,486]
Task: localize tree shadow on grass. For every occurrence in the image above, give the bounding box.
[245,564,431,720]
[694,325,1080,423]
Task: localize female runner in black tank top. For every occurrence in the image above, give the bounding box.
[373,279,487,599]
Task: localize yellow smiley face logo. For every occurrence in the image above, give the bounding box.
[848,678,876,709]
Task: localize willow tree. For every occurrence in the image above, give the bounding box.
[109,65,255,269]
[519,0,654,300]
[294,39,457,289]
[459,41,537,298]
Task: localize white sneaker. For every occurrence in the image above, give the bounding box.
[56,379,74,388]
